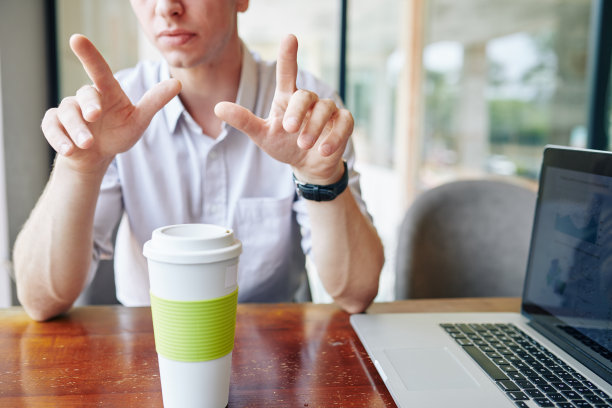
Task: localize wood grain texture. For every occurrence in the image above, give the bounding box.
[0,298,520,407]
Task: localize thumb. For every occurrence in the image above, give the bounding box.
[214,101,266,137]
[134,78,182,126]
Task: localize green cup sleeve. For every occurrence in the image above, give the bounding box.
[150,288,238,362]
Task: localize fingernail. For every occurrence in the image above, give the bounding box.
[319,143,332,156]
[59,143,71,156]
[84,105,100,117]
[77,131,91,146]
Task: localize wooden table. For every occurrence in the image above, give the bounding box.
[0,298,520,407]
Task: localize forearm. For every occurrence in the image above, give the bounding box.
[306,189,384,314]
[13,157,107,321]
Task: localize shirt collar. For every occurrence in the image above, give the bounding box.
[161,42,259,135]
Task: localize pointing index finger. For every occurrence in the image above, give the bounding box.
[275,35,298,96]
[69,34,119,95]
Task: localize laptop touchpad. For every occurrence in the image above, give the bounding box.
[384,347,478,390]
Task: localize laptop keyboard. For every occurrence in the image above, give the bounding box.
[441,323,612,408]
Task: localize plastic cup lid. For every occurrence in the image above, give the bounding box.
[143,224,242,264]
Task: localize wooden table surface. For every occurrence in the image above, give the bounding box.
[0,298,520,407]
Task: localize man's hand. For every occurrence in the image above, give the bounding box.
[42,34,181,174]
[214,34,354,185]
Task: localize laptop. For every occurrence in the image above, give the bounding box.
[351,146,612,408]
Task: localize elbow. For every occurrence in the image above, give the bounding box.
[20,295,70,322]
[337,297,374,314]
[17,281,72,322]
[336,241,385,314]
[22,304,59,322]
[335,267,383,315]
[335,282,379,314]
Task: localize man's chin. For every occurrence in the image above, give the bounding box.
[162,52,199,69]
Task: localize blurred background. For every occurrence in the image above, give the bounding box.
[0,0,610,305]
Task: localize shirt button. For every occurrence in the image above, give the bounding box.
[209,151,218,160]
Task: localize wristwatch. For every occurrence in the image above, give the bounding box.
[293,161,349,202]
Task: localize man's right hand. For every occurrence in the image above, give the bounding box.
[42,34,181,174]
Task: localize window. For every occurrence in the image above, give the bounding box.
[239,0,340,91]
[419,0,592,188]
[56,0,139,99]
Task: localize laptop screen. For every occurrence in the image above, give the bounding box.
[522,146,612,382]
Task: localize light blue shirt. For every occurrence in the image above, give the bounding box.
[90,45,368,306]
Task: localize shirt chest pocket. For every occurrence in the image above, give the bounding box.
[233,194,297,285]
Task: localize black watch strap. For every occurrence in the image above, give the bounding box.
[293,161,349,202]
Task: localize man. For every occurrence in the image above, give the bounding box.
[13,0,384,321]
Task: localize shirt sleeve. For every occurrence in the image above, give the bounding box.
[87,159,124,283]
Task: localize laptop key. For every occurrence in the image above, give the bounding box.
[532,397,554,407]
[512,360,529,370]
[572,400,593,407]
[538,384,555,394]
[524,388,545,398]
[583,380,599,389]
[561,390,581,400]
[455,338,473,346]
[507,372,526,381]
[497,380,520,392]
[462,345,508,380]
[492,357,508,365]
[519,368,537,378]
[545,392,567,403]
[469,323,487,332]
[500,364,518,373]
[513,402,529,408]
[457,324,475,334]
[592,389,610,399]
[515,379,534,389]
[541,373,559,383]
[584,394,605,404]
[552,382,571,392]
[565,379,582,387]
[507,391,528,401]
[530,376,547,387]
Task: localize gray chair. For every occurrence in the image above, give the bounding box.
[395,178,537,299]
[75,260,119,305]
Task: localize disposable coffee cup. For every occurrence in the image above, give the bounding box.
[143,224,242,408]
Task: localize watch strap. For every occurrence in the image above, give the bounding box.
[293,161,349,202]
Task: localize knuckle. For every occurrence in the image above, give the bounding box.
[76,85,90,95]
[340,108,354,123]
[297,89,317,102]
[59,96,78,110]
[77,84,100,100]
[41,108,57,126]
[320,99,337,111]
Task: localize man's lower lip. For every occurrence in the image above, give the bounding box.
[159,34,194,46]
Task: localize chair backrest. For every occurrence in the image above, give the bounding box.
[395,178,537,299]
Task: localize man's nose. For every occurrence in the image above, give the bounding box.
[155,0,183,18]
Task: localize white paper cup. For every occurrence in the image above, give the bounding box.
[143,224,242,408]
